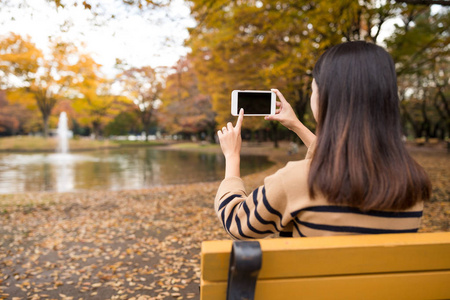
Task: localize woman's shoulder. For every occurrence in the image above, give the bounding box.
[265,159,312,196]
[262,158,323,217]
[276,159,311,177]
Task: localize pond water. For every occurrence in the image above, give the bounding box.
[0,147,273,194]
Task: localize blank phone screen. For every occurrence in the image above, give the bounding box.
[237,92,272,114]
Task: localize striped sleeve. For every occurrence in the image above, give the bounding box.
[215,174,293,240]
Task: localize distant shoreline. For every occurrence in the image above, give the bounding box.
[0,135,446,154]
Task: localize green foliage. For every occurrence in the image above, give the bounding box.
[386,7,449,76]
[386,7,450,139]
[104,111,142,136]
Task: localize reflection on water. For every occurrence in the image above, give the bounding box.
[0,148,273,194]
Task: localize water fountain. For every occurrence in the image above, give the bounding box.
[55,111,75,192]
[57,112,69,153]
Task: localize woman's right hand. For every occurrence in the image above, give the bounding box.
[266,89,316,148]
[265,89,301,131]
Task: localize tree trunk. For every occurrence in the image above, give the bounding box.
[294,88,309,124]
[401,101,422,138]
[43,115,49,138]
[143,122,150,141]
[421,98,430,140]
[140,107,153,142]
[270,122,279,148]
[435,89,450,140]
[92,121,101,139]
[207,122,216,143]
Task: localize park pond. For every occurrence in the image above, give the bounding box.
[0,147,273,194]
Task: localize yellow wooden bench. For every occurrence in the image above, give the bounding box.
[200,232,450,300]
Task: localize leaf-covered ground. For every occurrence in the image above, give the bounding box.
[0,142,448,300]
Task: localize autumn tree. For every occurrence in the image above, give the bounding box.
[0,34,41,89]
[160,56,215,140]
[0,89,41,135]
[71,54,126,138]
[0,32,40,135]
[187,0,410,147]
[0,90,20,135]
[0,33,80,137]
[116,66,163,141]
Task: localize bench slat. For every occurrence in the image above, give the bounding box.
[201,232,450,282]
[201,269,450,300]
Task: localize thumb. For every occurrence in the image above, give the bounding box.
[271,89,288,105]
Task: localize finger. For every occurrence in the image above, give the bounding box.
[222,127,227,133]
[217,130,222,137]
[271,89,288,105]
[265,115,277,121]
[235,108,244,130]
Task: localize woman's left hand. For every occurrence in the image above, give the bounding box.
[217,108,244,160]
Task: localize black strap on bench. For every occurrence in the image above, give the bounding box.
[226,240,262,300]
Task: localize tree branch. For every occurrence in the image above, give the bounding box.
[437,88,450,118]
[395,0,450,6]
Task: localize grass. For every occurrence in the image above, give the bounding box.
[172,142,218,149]
[112,140,168,147]
[0,136,118,152]
[167,142,223,154]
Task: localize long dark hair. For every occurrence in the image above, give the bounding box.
[309,41,431,211]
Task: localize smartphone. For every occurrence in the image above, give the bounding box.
[231,90,276,116]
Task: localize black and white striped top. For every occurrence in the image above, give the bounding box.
[215,159,423,240]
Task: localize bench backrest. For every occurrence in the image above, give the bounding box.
[201,232,450,300]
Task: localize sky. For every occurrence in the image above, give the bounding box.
[0,0,195,77]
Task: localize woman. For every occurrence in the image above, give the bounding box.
[216,41,431,239]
